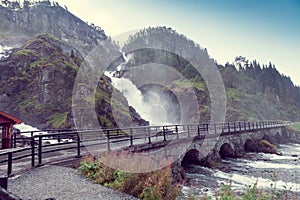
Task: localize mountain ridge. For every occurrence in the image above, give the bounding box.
[0,2,107,55]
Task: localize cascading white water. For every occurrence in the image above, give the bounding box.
[105,71,169,125]
[0,44,12,61]
[13,123,72,144]
[104,51,175,125]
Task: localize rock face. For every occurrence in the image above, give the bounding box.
[0,2,149,129]
[129,106,149,126]
[171,162,186,183]
[0,34,147,129]
[0,34,81,128]
[0,3,106,54]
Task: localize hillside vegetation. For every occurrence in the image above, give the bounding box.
[122,26,300,122]
[0,34,147,129]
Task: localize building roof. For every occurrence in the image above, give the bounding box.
[0,111,22,125]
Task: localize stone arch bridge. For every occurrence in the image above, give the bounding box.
[0,121,296,177]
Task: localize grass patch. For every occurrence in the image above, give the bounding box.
[79,155,182,200]
[13,49,38,58]
[47,112,68,129]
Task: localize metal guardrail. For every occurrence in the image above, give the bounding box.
[0,121,291,176]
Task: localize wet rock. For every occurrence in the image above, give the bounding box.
[257,140,281,155]
[0,4,107,54]
[129,106,149,126]
[171,163,186,183]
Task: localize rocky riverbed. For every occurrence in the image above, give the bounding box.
[182,143,300,198]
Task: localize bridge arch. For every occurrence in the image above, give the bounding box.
[219,143,236,159]
[181,149,201,166]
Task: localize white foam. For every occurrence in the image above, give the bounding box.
[214,171,300,192]
[247,160,300,170]
[14,123,47,137]
[14,123,73,144]
[0,44,12,60]
[257,153,298,160]
[43,138,73,145]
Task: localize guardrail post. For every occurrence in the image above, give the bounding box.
[13,133,16,148]
[197,125,200,136]
[187,125,190,137]
[176,125,179,139]
[38,136,42,166]
[130,129,133,146]
[233,122,236,132]
[76,133,81,158]
[107,130,110,151]
[7,152,12,176]
[31,132,35,167]
[227,123,230,132]
[148,127,151,144]
[163,126,167,141]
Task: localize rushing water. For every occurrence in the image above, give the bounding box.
[14,123,70,144]
[0,44,11,61]
[183,143,300,197]
[105,71,177,125]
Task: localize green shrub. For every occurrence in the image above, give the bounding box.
[79,155,181,200]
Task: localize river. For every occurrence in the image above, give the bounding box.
[183,143,300,198]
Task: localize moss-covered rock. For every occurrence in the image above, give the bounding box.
[0,34,148,129]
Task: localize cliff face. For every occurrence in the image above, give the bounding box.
[0,34,81,128]
[0,34,148,129]
[0,3,106,55]
[0,2,150,129]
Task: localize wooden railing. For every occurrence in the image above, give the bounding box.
[0,121,292,176]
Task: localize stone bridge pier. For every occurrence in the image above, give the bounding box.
[169,127,291,178]
[170,127,292,182]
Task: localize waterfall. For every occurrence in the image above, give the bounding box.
[0,44,12,61]
[105,71,169,125]
[105,52,180,125]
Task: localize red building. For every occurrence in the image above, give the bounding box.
[0,111,22,149]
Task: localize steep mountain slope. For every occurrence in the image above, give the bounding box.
[0,2,106,55]
[220,61,300,121]
[122,27,214,124]
[0,34,147,129]
[122,26,300,122]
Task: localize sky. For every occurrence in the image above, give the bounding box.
[56,0,300,85]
